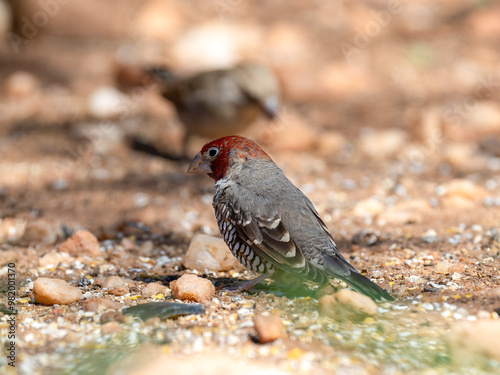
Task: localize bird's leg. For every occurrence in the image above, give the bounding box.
[226,271,274,292]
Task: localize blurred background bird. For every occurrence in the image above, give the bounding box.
[135,62,280,159]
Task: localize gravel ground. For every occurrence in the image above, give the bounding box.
[1,1,500,374]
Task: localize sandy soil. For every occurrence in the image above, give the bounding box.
[0,1,500,374]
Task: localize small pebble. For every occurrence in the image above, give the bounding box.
[238,308,252,319]
[58,230,101,258]
[139,240,154,257]
[421,303,434,311]
[102,276,130,296]
[142,282,168,298]
[434,262,452,275]
[88,86,126,118]
[81,297,123,312]
[318,290,378,321]
[183,233,241,272]
[120,237,136,251]
[352,198,385,218]
[317,131,346,156]
[3,71,40,98]
[441,179,488,209]
[409,275,420,283]
[100,311,124,324]
[33,277,82,305]
[156,255,174,266]
[422,229,439,243]
[51,178,68,190]
[449,320,500,363]
[484,196,500,206]
[352,229,379,247]
[170,274,215,303]
[254,312,283,344]
[38,251,75,268]
[358,128,407,159]
[100,321,122,334]
[22,219,58,246]
[133,193,149,208]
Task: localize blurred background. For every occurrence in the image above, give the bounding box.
[1,0,499,253]
[1,1,500,374]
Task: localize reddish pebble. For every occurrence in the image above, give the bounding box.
[102,276,130,296]
[58,230,101,258]
[254,312,283,343]
[33,277,82,305]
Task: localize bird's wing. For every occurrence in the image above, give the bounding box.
[305,199,337,244]
[303,197,359,275]
[217,185,328,283]
[216,183,393,301]
[302,195,393,301]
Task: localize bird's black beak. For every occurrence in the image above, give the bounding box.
[187,152,212,174]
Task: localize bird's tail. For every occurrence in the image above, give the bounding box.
[338,272,393,302]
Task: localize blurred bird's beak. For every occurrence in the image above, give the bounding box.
[262,96,279,119]
[187,152,212,174]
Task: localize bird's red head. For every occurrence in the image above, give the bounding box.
[187,135,272,181]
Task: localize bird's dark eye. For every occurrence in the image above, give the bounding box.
[207,147,219,158]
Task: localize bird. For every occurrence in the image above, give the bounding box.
[146,62,280,156]
[187,135,393,302]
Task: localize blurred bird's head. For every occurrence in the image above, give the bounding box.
[234,62,280,120]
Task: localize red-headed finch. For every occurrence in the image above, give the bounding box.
[188,135,393,301]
